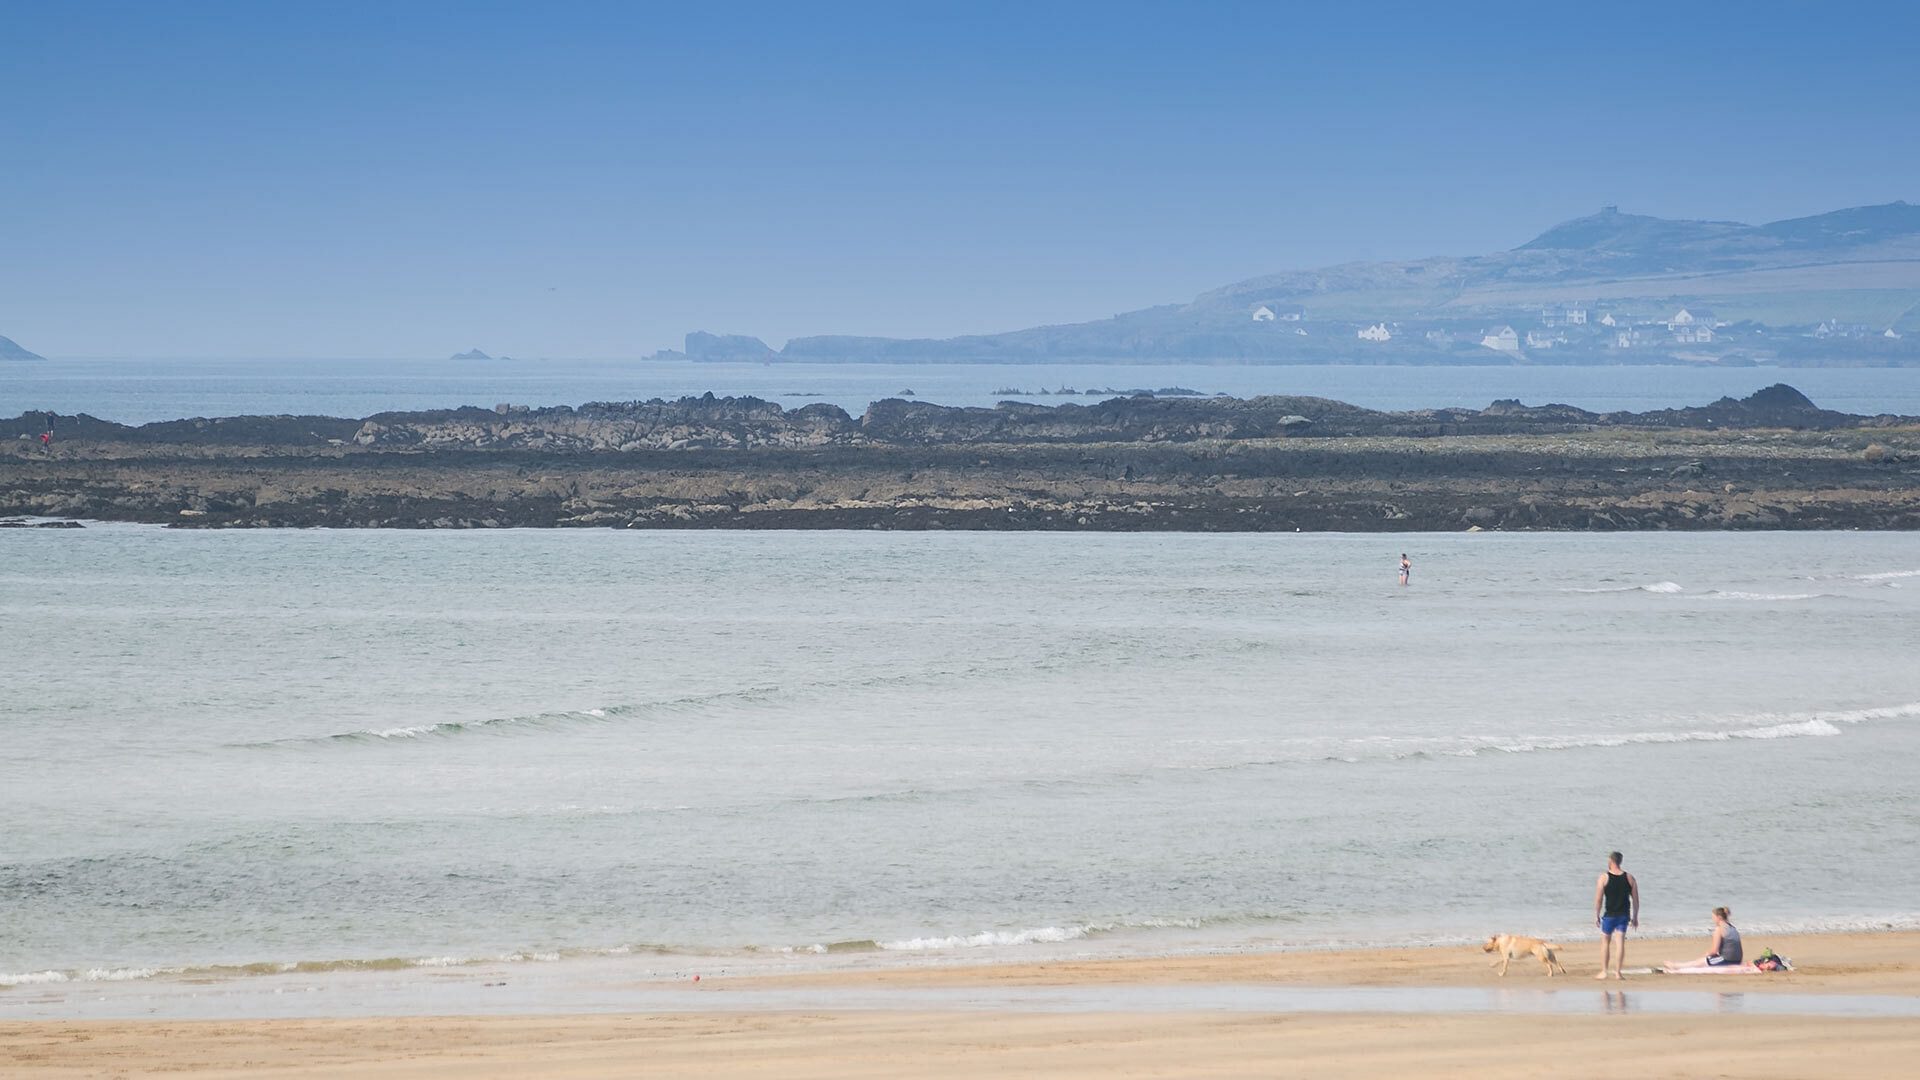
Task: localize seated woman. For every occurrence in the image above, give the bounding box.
[1664,907,1752,972]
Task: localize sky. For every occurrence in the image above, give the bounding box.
[3,0,1917,358]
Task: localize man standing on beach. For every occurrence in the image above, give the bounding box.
[1594,851,1639,979]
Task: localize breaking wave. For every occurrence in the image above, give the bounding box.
[874,917,1206,952]
[0,966,171,987]
[1567,581,1685,594]
[237,639,1271,748]
[1427,702,1920,759]
[0,947,640,989]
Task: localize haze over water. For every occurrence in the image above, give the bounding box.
[10,358,1920,426]
[5,527,1917,987]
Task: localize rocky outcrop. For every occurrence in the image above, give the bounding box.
[7,384,1905,455]
[6,430,1917,531]
[684,331,777,362]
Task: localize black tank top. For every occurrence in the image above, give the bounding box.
[1602,870,1632,917]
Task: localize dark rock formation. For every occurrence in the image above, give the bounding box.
[6,384,1903,455]
[4,385,1915,532]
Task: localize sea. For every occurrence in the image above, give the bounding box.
[3,360,1919,1000]
[6,355,1920,423]
[3,528,1918,994]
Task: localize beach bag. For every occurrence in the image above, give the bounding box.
[1754,948,1791,972]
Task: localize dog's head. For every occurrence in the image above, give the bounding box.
[1482,935,1501,953]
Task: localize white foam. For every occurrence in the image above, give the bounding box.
[359,724,443,740]
[0,970,71,986]
[0,966,172,987]
[1854,570,1920,581]
[1704,591,1825,601]
[878,918,1200,952]
[1456,703,1920,759]
[1567,581,1684,594]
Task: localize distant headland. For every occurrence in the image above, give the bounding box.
[0,334,46,361]
[664,201,1920,367]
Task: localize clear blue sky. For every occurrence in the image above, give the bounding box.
[3,1,1916,358]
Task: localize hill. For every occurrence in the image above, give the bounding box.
[0,335,47,361]
[685,202,1920,366]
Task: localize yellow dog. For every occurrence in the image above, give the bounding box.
[1483,934,1568,977]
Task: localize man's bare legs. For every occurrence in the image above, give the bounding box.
[1596,930,1625,979]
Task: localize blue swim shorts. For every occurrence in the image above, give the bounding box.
[1599,915,1630,936]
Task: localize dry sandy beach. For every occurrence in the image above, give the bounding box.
[7,930,1919,1078]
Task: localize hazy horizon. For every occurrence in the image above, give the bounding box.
[5,1,1918,359]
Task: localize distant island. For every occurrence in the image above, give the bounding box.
[450,348,492,361]
[0,334,47,361]
[669,201,1920,367]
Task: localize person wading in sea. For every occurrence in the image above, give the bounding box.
[1594,851,1640,979]
[1398,553,1410,587]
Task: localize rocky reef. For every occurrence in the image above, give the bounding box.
[4,386,1915,531]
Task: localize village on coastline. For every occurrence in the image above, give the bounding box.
[1272,300,1905,366]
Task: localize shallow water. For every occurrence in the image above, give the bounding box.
[6,960,1915,1022]
[3,528,1918,987]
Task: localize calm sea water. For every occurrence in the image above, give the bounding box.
[7,357,1920,424]
[3,528,1917,988]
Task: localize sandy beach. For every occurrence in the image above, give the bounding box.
[8,930,1919,1077]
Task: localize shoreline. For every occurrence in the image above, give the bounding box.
[11,919,1919,999]
[7,387,1917,532]
[7,931,1919,1077]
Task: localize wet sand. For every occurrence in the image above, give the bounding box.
[6,930,1918,1077]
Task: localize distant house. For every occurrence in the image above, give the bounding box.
[1252,305,1277,322]
[1599,312,1618,327]
[1479,325,1521,352]
[1667,307,1718,331]
[1541,305,1589,326]
[1252,303,1304,322]
[1887,328,1904,340]
[1672,324,1716,344]
[1357,323,1392,342]
[1524,329,1563,349]
[1424,329,1453,345]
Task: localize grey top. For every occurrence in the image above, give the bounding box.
[1717,923,1743,964]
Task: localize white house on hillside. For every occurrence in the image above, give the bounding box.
[1252,303,1304,322]
[1480,325,1520,352]
[1525,329,1563,349]
[1357,323,1392,342]
[1668,307,1719,330]
[1599,312,1618,326]
[1252,305,1276,322]
[1541,305,1589,326]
